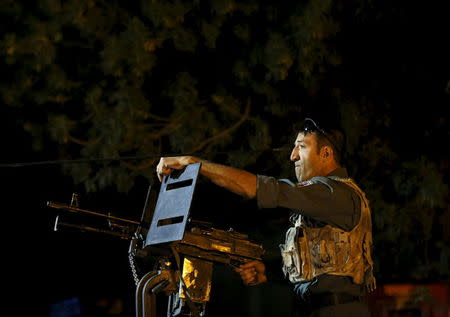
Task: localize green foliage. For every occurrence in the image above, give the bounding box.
[1,0,449,282]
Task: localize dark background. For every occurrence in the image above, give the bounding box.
[1,0,449,316]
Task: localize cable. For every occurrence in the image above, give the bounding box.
[0,148,290,168]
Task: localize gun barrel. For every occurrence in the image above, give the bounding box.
[55,219,132,239]
[47,201,140,225]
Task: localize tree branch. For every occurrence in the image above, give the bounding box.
[187,99,251,154]
[68,134,102,146]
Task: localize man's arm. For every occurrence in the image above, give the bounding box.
[156,156,257,199]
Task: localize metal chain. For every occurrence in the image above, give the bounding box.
[129,251,141,286]
[128,236,142,286]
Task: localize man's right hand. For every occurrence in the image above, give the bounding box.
[235,260,267,286]
[156,156,201,182]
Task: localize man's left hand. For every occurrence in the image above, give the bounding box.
[235,260,268,286]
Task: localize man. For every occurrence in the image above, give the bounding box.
[156,118,376,317]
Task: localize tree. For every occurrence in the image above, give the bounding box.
[1,0,449,283]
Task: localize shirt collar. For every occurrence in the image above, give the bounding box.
[326,167,349,178]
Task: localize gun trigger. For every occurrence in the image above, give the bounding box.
[228,259,242,269]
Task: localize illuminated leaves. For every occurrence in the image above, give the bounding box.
[1,0,449,281]
[288,0,341,79]
[100,18,157,78]
[264,32,293,81]
[202,18,224,48]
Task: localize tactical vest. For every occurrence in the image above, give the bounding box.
[279,177,376,291]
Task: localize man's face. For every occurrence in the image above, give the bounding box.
[290,132,323,181]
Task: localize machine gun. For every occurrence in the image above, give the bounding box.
[47,163,265,317]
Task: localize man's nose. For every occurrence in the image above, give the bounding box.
[290,147,300,162]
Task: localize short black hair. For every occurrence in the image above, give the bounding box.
[299,118,346,165]
[314,129,346,165]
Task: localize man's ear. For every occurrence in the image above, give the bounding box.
[321,146,333,160]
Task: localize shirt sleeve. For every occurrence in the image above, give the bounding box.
[256,175,361,231]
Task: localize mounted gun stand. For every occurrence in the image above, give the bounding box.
[48,163,265,317]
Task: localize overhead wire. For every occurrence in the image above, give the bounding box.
[0,147,291,168]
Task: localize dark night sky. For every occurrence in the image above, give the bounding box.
[1,2,449,317]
